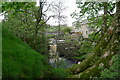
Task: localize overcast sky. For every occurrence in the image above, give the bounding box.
[58,0,79,26]
[0,0,79,26]
[36,0,79,26]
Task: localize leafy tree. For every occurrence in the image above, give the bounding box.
[71,1,115,37]
[51,0,67,55]
[2,1,54,54]
[68,1,120,78]
[2,2,71,78]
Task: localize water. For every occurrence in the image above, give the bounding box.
[49,57,75,69]
[49,42,75,69]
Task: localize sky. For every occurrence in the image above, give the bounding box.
[0,0,79,26]
[36,0,79,26]
[0,13,4,22]
[64,0,80,26]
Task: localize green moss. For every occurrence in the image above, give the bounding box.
[78,65,100,78]
[68,53,98,74]
[68,27,119,78]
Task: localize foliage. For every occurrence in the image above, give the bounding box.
[2,26,51,78]
[51,68,70,78]
[57,34,80,58]
[68,1,120,78]
[70,33,100,61]
[2,2,71,78]
[2,2,49,54]
[78,32,100,55]
[71,1,115,35]
[2,2,36,16]
[79,40,93,54]
[47,34,55,39]
[88,32,100,41]
[100,54,120,78]
[70,53,91,61]
[2,26,71,78]
[63,27,71,33]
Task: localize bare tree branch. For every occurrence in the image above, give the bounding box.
[38,15,55,29]
[43,2,54,13]
[93,28,101,40]
[84,38,99,43]
[107,11,114,17]
[0,12,6,16]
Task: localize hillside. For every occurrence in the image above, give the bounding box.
[2,26,50,78]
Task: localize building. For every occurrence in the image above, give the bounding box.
[71,19,94,38]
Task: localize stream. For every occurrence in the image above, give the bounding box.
[48,38,75,69]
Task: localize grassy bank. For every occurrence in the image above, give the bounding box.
[2,26,50,78]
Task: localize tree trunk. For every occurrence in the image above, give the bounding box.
[101,2,108,37]
[68,1,120,78]
[33,1,43,50]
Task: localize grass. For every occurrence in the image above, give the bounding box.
[2,25,70,78]
[2,26,50,78]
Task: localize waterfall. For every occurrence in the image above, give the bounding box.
[49,44,59,64]
[49,38,75,68]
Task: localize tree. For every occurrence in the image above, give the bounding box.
[68,1,120,78]
[100,54,120,78]
[51,0,67,55]
[31,0,55,52]
[71,2,115,38]
[2,1,55,54]
[101,2,108,37]
[51,1,67,40]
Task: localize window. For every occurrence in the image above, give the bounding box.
[86,31,87,34]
